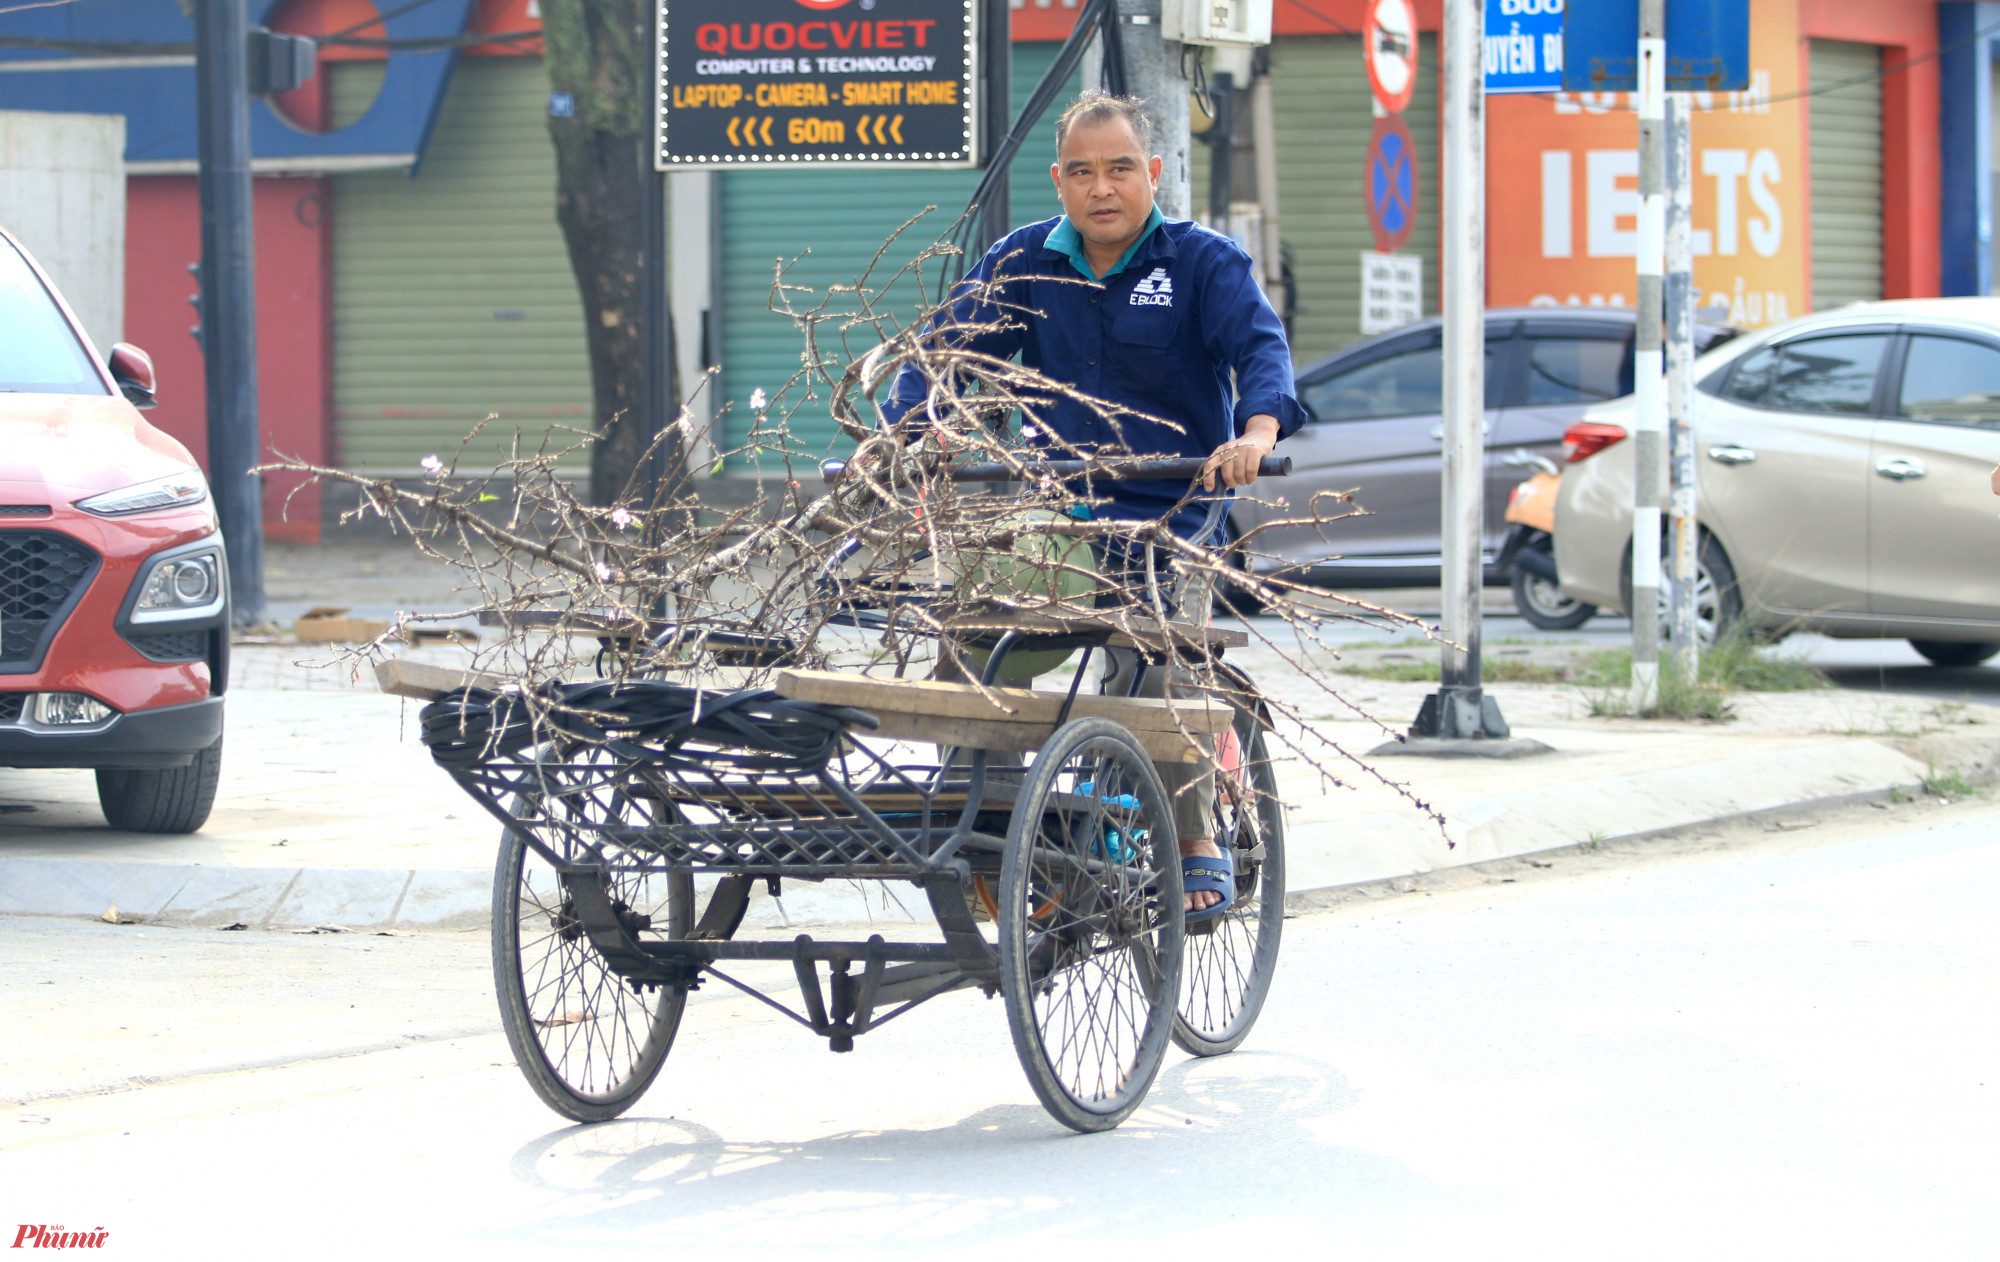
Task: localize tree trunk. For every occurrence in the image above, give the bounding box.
[540,0,679,507]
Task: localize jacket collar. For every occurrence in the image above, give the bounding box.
[1043,205,1167,281]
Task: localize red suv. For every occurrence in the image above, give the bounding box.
[1,227,226,833]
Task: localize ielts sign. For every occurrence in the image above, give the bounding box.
[656,0,979,169]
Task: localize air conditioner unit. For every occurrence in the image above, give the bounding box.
[1161,0,1272,47]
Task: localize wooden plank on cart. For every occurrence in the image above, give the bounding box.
[774,670,1229,763]
[374,658,509,700]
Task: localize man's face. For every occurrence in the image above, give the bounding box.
[1051,115,1162,249]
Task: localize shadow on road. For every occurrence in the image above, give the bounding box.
[485,1051,1485,1248]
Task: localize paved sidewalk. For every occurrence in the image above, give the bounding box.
[5,636,1995,931]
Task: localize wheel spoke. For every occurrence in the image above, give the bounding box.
[1174,723,1285,1056]
[1002,726,1183,1128]
[496,748,687,1118]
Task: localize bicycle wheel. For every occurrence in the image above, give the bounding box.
[1174,712,1286,1057]
[999,718,1184,1133]
[492,748,691,1123]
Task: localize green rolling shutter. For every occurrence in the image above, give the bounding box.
[1259,34,1439,364]
[1809,40,1884,309]
[717,44,1080,464]
[331,57,593,473]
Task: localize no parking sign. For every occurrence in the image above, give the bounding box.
[1365,114,1418,253]
[1361,0,1420,326]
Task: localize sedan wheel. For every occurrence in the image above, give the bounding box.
[1639,535,1743,645]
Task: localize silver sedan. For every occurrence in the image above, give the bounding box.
[1553,298,2000,665]
[1229,308,1731,594]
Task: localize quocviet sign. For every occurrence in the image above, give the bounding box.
[1484,0,1564,96]
[657,0,979,169]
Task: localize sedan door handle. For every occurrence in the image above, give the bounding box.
[1707,444,1758,465]
[1874,457,1928,481]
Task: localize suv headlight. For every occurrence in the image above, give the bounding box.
[130,545,225,623]
[77,471,209,517]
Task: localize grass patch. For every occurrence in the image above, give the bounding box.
[1920,761,1980,799]
[1337,628,1826,713]
[1578,627,1830,720]
[1334,655,1573,684]
[1585,670,1735,721]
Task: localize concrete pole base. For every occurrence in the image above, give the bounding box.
[1407,685,1512,740]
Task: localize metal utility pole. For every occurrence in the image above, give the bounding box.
[980,0,1012,246]
[1119,0,1191,220]
[1410,0,1505,742]
[1665,90,1699,686]
[194,0,264,626]
[643,0,678,524]
[1248,67,1282,288]
[1205,69,1235,228]
[1629,0,1667,712]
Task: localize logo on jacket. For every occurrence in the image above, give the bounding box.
[1129,267,1173,307]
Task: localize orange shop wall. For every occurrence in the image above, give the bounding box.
[1486,0,1940,324]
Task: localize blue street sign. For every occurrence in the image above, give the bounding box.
[1562,0,1750,93]
[1485,0,1565,96]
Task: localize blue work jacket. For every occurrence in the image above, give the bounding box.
[883,214,1306,539]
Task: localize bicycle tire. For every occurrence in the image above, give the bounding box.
[1173,716,1286,1057]
[998,718,1184,1133]
[491,748,691,1122]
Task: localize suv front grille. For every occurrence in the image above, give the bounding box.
[0,531,100,673]
[0,693,22,723]
[0,505,51,517]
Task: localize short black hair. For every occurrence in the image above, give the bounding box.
[1054,91,1153,157]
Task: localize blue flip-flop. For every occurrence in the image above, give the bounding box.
[1181,849,1235,924]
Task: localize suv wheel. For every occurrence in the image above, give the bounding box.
[1908,640,2000,668]
[97,736,222,834]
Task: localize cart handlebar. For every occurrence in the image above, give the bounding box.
[818,455,1291,485]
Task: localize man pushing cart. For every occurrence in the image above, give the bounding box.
[388,89,1304,1134]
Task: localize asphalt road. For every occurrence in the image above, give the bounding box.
[6,795,1997,1259]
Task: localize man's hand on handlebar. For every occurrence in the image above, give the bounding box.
[1201,414,1282,491]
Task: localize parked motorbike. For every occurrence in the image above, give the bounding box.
[1496,451,1598,630]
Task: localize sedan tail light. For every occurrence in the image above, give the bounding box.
[1562,421,1628,463]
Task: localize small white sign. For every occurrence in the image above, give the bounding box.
[1359,250,1422,334]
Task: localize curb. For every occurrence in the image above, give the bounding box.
[5,729,1995,932]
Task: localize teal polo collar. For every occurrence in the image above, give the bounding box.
[1045,205,1166,282]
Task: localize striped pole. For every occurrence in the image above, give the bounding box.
[1666,90,1700,687]
[1629,0,1666,712]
